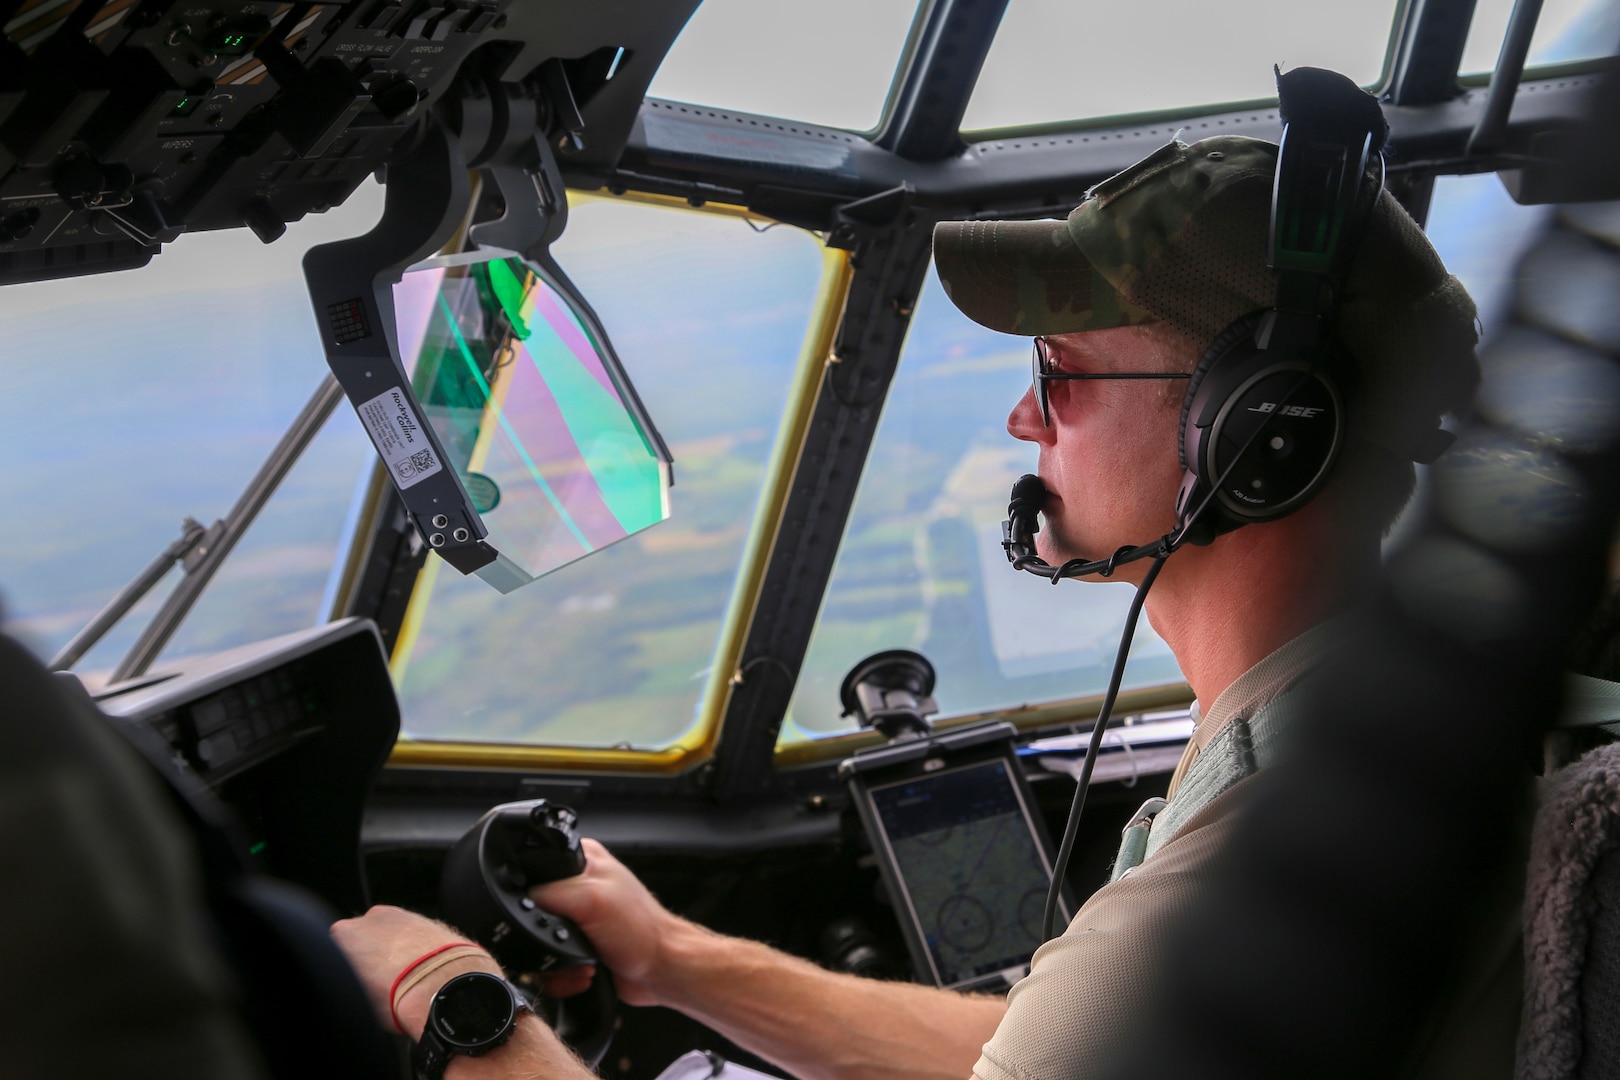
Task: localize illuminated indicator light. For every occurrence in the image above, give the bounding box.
[209,26,259,54]
[605,46,624,81]
[249,841,266,855]
[172,90,209,117]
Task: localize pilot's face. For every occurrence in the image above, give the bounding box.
[1005,325,1192,580]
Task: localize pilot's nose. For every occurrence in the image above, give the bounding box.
[1008,386,1054,445]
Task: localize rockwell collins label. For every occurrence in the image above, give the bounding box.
[358,386,443,490]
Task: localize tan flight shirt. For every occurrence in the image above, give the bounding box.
[976,775,1259,1080]
[974,619,1523,1080]
[975,628,1334,1080]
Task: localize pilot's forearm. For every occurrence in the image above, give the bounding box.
[648,918,1004,1080]
[443,1014,592,1080]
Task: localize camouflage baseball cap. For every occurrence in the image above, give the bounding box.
[933,135,1480,452]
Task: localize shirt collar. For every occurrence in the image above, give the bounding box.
[1188,616,1347,754]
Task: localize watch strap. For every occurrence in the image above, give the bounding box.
[411,1026,453,1080]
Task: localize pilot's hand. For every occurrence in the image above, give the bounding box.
[331,904,503,1039]
[528,838,681,1007]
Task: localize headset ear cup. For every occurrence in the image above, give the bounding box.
[1180,312,1268,474]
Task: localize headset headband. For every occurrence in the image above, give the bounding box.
[1267,66,1390,331]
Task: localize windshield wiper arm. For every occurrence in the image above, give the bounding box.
[52,374,345,681]
[48,516,220,671]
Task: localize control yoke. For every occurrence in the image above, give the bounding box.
[439,800,616,1070]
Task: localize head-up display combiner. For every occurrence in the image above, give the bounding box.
[304,114,671,594]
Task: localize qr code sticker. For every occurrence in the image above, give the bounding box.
[395,449,436,481]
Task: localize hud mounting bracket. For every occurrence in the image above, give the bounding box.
[303,116,497,576]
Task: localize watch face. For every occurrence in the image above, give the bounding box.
[430,972,516,1049]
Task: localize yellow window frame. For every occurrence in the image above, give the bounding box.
[379,191,853,773]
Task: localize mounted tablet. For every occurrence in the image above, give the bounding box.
[839,722,1072,990]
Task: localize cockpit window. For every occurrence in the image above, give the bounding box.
[1460,0,1618,76]
[0,187,383,682]
[1424,173,1555,335]
[389,198,825,750]
[961,0,1403,133]
[646,0,921,130]
[779,270,1181,747]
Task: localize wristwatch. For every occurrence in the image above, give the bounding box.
[411,971,531,1080]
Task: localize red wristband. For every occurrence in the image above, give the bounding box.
[388,942,478,1034]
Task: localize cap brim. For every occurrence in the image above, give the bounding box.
[932,217,1153,336]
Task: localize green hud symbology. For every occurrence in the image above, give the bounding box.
[393,254,670,590]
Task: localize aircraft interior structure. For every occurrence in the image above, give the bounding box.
[4,0,1620,1075]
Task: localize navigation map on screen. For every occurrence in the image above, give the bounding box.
[869,760,1057,987]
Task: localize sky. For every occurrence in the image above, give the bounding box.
[0,185,386,665]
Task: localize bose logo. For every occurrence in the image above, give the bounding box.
[1248,402,1323,418]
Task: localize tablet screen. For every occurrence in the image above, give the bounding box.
[867,759,1059,987]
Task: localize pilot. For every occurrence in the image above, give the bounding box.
[332,132,1482,1078]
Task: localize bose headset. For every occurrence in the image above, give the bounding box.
[1015,67,1399,942]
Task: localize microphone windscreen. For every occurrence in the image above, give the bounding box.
[1009,474,1047,515]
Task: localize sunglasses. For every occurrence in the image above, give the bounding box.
[1032,336,1192,427]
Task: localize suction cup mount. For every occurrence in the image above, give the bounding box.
[839,649,939,741]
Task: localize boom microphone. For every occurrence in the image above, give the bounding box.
[1008,473,1047,520]
[1001,368,1322,583]
[1001,474,1176,583]
[1001,474,1046,564]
